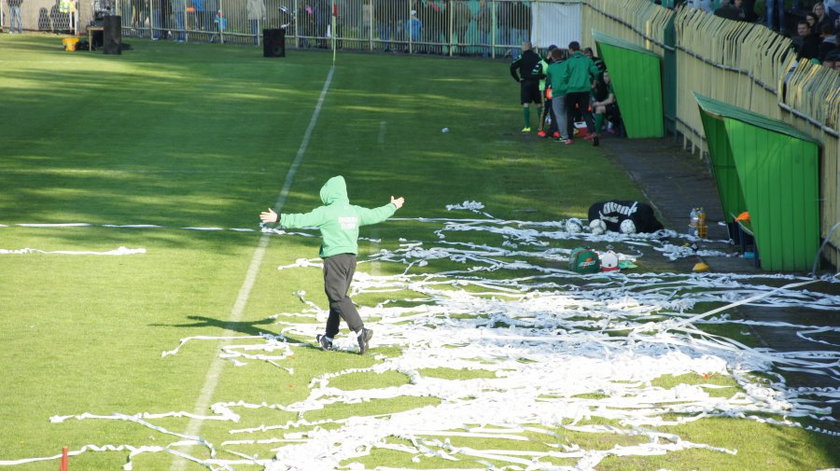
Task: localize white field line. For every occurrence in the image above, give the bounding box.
[377,120,386,145]
[170,64,336,471]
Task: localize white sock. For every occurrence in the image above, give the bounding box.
[356,329,365,337]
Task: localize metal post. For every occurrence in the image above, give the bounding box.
[491,0,496,59]
[407,0,412,54]
[533,0,539,50]
[294,0,299,48]
[448,0,453,56]
[218,0,224,43]
[369,0,374,51]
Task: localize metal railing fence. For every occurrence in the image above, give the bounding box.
[106,0,580,56]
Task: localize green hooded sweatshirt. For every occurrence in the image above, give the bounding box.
[278,176,397,258]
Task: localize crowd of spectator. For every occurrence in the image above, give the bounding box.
[659,0,840,68]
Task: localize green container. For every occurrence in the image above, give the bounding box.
[592,30,665,138]
[696,94,821,271]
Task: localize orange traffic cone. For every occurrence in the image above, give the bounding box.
[60,447,68,471]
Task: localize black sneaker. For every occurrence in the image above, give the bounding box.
[357,328,373,355]
[315,334,333,351]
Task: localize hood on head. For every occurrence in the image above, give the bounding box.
[320,175,349,205]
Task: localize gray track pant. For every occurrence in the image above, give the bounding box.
[552,94,569,140]
[323,253,364,337]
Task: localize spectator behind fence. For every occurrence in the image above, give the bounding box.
[190,0,206,31]
[819,22,839,59]
[132,0,147,31]
[424,0,446,55]
[374,0,390,50]
[9,0,24,33]
[560,41,599,145]
[741,0,758,21]
[314,0,330,48]
[511,1,531,47]
[298,0,315,47]
[684,0,714,12]
[826,0,840,29]
[813,2,834,32]
[497,0,512,53]
[715,0,752,21]
[452,0,470,48]
[151,0,166,39]
[765,0,785,32]
[210,9,226,42]
[806,12,820,33]
[406,9,422,47]
[172,0,185,41]
[476,0,492,58]
[830,52,840,69]
[246,0,266,46]
[794,19,821,59]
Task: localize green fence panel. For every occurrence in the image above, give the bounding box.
[592,30,664,138]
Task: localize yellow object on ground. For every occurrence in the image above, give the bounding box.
[62,37,80,51]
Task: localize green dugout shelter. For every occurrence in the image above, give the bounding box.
[592,30,664,138]
[695,93,821,271]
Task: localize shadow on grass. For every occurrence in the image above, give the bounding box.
[152,314,278,337]
[151,315,347,352]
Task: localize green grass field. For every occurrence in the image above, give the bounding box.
[2,34,839,470]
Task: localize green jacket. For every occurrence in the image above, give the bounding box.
[559,51,600,94]
[545,60,566,96]
[278,176,397,258]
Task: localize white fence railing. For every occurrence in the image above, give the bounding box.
[1,0,585,57]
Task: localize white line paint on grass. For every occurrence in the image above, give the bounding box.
[377,120,387,145]
[170,64,336,471]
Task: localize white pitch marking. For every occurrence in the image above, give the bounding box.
[170,64,336,471]
[378,120,387,145]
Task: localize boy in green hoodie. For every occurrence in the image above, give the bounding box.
[260,176,405,354]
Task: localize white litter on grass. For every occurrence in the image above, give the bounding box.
[5,205,840,470]
[445,201,495,219]
[0,247,146,256]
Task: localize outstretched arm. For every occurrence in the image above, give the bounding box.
[259,208,278,223]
